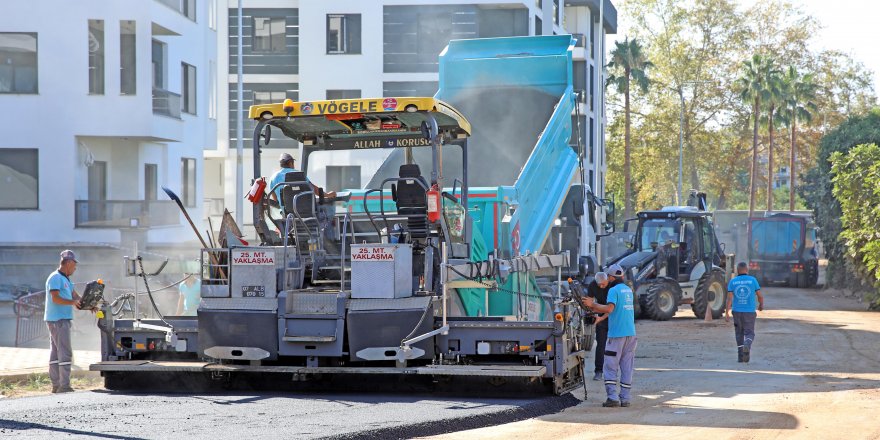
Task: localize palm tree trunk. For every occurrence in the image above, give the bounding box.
[789,115,797,212]
[747,99,760,241]
[767,109,775,212]
[624,74,632,220]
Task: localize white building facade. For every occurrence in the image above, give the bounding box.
[0,0,218,284]
[215,0,616,235]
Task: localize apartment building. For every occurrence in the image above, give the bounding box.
[0,0,218,284]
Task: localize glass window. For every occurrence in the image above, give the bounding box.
[553,0,559,25]
[701,219,714,257]
[327,14,362,54]
[253,90,287,105]
[208,0,217,30]
[181,158,196,207]
[639,218,677,251]
[326,166,361,192]
[145,164,158,200]
[326,89,360,100]
[0,148,38,209]
[88,20,104,95]
[253,17,285,53]
[182,62,196,114]
[120,21,136,95]
[0,33,38,94]
[534,16,542,35]
[152,39,167,89]
[183,0,196,21]
[208,60,216,119]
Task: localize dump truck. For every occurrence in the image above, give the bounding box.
[748,213,819,288]
[90,35,609,395]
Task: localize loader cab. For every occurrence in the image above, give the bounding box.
[634,209,722,281]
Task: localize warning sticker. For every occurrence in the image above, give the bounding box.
[352,246,395,262]
[232,250,275,265]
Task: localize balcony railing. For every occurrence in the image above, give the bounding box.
[153,88,182,119]
[572,33,587,48]
[75,200,180,228]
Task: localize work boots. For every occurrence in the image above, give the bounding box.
[737,347,743,363]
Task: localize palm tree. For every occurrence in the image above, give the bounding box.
[607,38,652,219]
[777,66,818,212]
[736,54,775,237]
[761,71,785,212]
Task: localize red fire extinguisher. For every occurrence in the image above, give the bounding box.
[247,177,267,203]
[427,184,441,223]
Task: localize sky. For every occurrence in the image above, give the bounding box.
[612,0,880,94]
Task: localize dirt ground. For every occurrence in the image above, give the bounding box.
[427,284,880,440]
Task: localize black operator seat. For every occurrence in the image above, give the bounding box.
[280,171,315,219]
[393,164,429,239]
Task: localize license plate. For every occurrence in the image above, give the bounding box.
[242,286,266,297]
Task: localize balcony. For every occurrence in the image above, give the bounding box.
[152,88,181,119]
[74,200,180,228]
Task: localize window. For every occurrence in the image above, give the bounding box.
[326,89,360,100]
[0,33,38,94]
[326,166,361,192]
[553,0,559,25]
[208,60,216,119]
[120,21,136,95]
[181,158,196,207]
[253,17,285,53]
[326,14,361,54]
[182,62,196,114]
[208,0,217,30]
[152,40,167,89]
[145,164,158,200]
[88,20,104,94]
[534,16,542,35]
[253,90,287,105]
[183,0,196,21]
[0,148,38,209]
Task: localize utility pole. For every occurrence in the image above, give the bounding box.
[235,0,244,225]
[677,87,684,205]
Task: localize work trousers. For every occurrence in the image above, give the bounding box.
[603,335,638,402]
[47,319,73,388]
[733,311,757,349]
[594,323,608,373]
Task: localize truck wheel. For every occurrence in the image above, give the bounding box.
[643,280,678,321]
[692,269,726,319]
[634,285,649,320]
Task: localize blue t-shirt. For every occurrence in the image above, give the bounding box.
[179,279,202,315]
[606,282,636,338]
[44,271,74,321]
[269,167,299,206]
[727,274,760,312]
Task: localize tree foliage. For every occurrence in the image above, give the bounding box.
[801,109,880,290]
[830,143,880,310]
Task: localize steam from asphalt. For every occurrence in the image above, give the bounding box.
[369,87,559,188]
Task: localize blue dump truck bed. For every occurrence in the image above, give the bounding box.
[750,218,804,259]
[748,214,819,287]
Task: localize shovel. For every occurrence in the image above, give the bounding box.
[163,187,227,280]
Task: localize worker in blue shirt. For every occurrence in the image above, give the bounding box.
[725,262,764,363]
[583,264,637,408]
[176,275,201,316]
[44,249,83,394]
[268,152,335,211]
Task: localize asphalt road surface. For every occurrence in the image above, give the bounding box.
[426,284,880,439]
[2,284,878,439]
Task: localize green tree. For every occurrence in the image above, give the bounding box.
[607,37,652,220]
[761,68,785,212]
[830,143,880,309]
[736,54,776,238]
[801,109,880,289]
[777,66,817,212]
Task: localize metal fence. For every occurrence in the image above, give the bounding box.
[15,290,47,347]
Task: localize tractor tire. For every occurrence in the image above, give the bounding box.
[643,280,679,321]
[692,269,726,319]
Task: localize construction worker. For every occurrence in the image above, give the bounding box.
[268,152,299,207]
[583,264,637,408]
[584,272,610,381]
[175,275,201,316]
[725,262,764,363]
[44,249,82,393]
